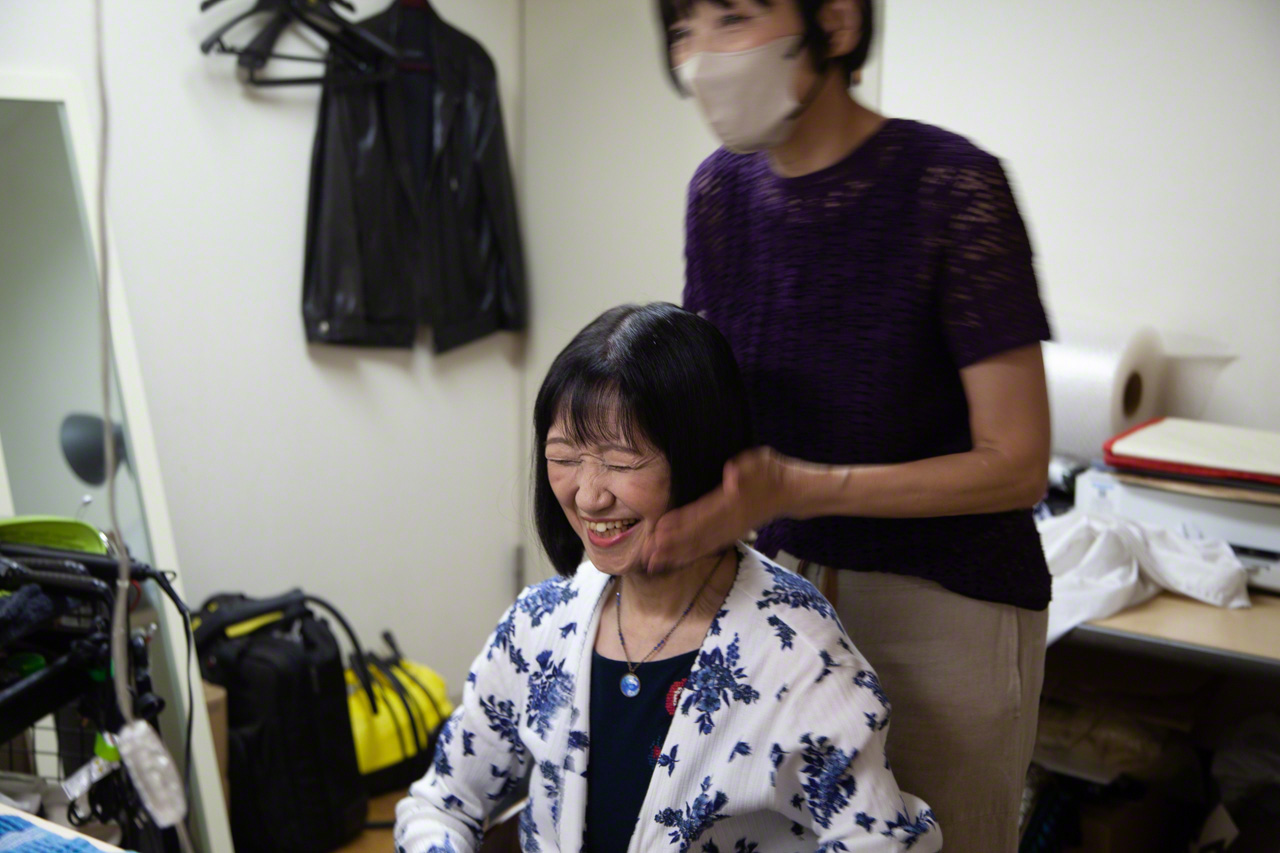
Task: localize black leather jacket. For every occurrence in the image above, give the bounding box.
[303,2,526,351]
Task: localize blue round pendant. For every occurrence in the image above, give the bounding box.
[620,673,641,698]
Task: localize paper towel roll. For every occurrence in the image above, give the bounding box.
[1043,328,1165,460]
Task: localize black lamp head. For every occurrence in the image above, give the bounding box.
[60,413,127,487]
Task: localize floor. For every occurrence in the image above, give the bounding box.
[337,790,402,853]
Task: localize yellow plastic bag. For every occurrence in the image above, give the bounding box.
[347,648,453,793]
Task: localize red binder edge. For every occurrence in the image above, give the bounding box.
[1103,416,1280,487]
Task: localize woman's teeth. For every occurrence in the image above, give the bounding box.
[586,519,637,534]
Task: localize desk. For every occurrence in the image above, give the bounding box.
[0,803,124,852]
[1068,590,1280,677]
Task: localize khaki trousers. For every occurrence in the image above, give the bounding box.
[779,553,1047,852]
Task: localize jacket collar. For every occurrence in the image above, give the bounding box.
[374,1,466,224]
[555,544,761,852]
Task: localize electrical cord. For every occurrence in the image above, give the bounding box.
[153,569,197,802]
[93,1,193,849]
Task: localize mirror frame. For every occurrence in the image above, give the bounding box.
[0,433,12,516]
[0,72,233,851]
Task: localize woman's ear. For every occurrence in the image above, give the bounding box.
[818,0,861,60]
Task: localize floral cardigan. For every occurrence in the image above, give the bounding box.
[395,543,941,853]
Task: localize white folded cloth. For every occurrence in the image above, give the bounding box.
[1038,509,1251,644]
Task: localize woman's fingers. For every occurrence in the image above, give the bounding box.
[646,447,788,572]
[648,488,744,572]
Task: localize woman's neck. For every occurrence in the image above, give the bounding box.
[769,72,885,179]
[619,548,736,624]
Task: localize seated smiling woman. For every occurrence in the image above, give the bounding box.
[394,303,940,853]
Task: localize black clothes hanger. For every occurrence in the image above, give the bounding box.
[199,0,286,55]
[200,0,405,87]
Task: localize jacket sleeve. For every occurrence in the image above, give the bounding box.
[770,652,942,852]
[394,604,530,853]
[475,73,527,332]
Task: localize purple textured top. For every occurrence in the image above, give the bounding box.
[684,119,1052,610]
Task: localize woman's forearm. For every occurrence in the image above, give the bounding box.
[782,446,1048,520]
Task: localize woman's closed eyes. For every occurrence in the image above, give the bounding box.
[546,454,647,473]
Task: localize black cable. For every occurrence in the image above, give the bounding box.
[153,570,195,806]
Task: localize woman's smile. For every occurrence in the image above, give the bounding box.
[582,516,641,548]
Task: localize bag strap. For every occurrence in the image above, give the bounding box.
[304,594,378,714]
[368,653,426,754]
[193,589,306,650]
[381,631,445,730]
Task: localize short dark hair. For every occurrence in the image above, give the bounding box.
[657,0,874,90]
[533,303,755,575]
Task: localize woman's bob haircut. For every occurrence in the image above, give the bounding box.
[533,303,755,575]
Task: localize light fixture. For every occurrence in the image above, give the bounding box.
[59,413,127,487]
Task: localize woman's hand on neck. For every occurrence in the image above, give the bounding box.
[769,71,885,179]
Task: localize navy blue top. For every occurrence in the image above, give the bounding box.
[585,649,698,852]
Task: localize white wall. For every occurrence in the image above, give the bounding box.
[0,0,526,689]
[880,1,1280,430]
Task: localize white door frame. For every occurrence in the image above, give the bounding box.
[0,432,14,517]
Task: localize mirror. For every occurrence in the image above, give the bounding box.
[0,76,233,851]
[0,97,153,563]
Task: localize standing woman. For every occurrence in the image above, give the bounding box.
[650,2,1053,850]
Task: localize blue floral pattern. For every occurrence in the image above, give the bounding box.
[708,608,729,637]
[798,733,858,829]
[728,741,752,762]
[488,608,529,674]
[681,634,760,735]
[654,776,731,852]
[432,717,455,777]
[526,650,574,740]
[540,760,563,829]
[423,837,457,853]
[518,577,578,627]
[486,764,520,802]
[815,650,840,684]
[564,729,590,774]
[757,563,836,620]
[519,797,540,853]
[479,695,523,756]
[658,744,680,777]
[768,743,788,788]
[766,615,796,651]
[883,809,937,849]
[854,670,889,710]
[865,710,889,732]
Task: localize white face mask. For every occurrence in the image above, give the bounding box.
[676,34,809,154]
